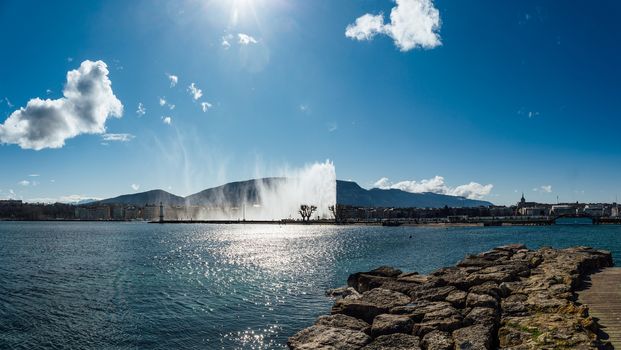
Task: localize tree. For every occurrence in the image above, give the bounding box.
[299,204,317,222]
[329,204,348,223]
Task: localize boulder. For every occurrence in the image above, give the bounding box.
[370,314,414,337]
[287,325,371,350]
[362,333,421,350]
[332,288,411,323]
[466,293,498,309]
[445,290,467,308]
[389,301,451,322]
[464,307,499,327]
[452,324,494,350]
[413,306,463,336]
[315,314,371,334]
[421,330,453,350]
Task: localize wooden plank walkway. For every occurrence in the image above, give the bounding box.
[577,267,621,348]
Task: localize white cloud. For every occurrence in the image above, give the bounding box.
[4,97,13,108]
[0,60,123,150]
[159,97,166,106]
[201,102,212,112]
[373,176,493,200]
[131,184,140,191]
[222,37,231,49]
[188,83,203,100]
[345,0,442,52]
[541,185,552,193]
[101,133,134,142]
[162,116,172,125]
[136,102,146,116]
[46,89,53,95]
[168,104,175,110]
[28,174,40,177]
[345,13,386,41]
[167,74,178,87]
[238,33,258,45]
[17,179,38,187]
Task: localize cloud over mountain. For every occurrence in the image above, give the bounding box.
[346,0,442,51]
[0,60,123,150]
[374,176,493,199]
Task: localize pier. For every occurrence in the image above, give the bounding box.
[577,267,621,348]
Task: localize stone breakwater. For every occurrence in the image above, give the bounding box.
[288,245,613,349]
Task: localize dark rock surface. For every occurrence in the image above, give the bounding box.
[288,245,613,349]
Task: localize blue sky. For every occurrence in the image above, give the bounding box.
[1,0,620,205]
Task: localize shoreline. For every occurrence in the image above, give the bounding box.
[288,245,614,349]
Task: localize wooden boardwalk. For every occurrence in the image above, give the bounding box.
[577,267,621,348]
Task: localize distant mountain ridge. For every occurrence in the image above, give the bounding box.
[94,178,492,208]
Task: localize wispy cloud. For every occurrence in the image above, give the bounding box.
[167,74,178,87]
[18,180,30,186]
[327,122,338,132]
[201,102,212,112]
[136,102,146,116]
[533,185,553,193]
[162,116,172,125]
[101,133,135,142]
[0,60,123,150]
[374,176,493,200]
[222,35,232,49]
[131,184,140,191]
[238,33,258,45]
[188,83,203,100]
[159,97,167,106]
[345,0,442,52]
[28,174,40,177]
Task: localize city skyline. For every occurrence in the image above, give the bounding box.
[2,0,621,206]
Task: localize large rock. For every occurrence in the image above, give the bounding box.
[332,288,411,323]
[370,314,414,337]
[413,306,463,336]
[466,293,498,309]
[348,266,404,293]
[452,324,494,350]
[362,333,421,350]
[315,314,371,334]
[287,325,371,350]
[421,330,453,350]
[464,307,499,327]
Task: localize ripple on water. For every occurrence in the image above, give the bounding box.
[1,222,621,349]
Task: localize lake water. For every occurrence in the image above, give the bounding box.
[1,222,620,349]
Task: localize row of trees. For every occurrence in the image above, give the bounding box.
[298,204,348,222]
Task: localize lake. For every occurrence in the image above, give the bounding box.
[1,222,620,349]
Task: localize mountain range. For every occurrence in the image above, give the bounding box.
[95,178,492,208]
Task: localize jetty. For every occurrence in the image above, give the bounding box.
[578,268,621,348]
[288,245,614,349]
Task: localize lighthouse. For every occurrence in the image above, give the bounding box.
[159,202,164,223]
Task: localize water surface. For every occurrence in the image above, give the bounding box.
[1,222,620,349]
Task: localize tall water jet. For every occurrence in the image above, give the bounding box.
[252,160,337,220]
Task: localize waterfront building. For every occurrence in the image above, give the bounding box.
[551,204,577,216]
[583,205,604,217]
[520,207,549,217]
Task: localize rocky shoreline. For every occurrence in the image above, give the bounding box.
[288,245,613,349]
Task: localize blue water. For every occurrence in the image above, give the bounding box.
[1,222,620,349]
